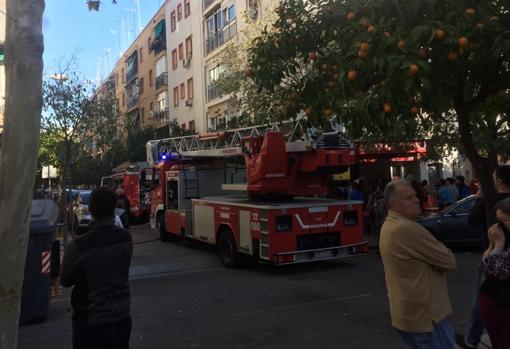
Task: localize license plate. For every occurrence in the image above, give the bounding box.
[314,250,334,259]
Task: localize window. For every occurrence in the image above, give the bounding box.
[139,47,143,63]
[149,70,153,86]
[171,11,176,31]
[141,108,145,124]
[148,37,151,49]
[121,68,125,83]
[185,36,192,58]
[172,49,178,69]
[187,78,193,99]
[188,120,195,131]
[150,102,153,113]
[156,56,167,76]
[140,77,144,94]
[228,5,236,21]
[178,43,184,60]
[173,87,179,106]
[157,91,168,111]
[180,83,185,100]
[177,4,182,20]
[184,0,190,17]
[122,93,125,106]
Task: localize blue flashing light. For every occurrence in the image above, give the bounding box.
[161,153,168,160]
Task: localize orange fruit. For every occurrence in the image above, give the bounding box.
[347,70,358,80]
[465,8,476,15]
[309,52,318,61]
[332,64,339,72]
[384,32,391,38]
[410,106,419,115]
[490,16,499,21]
[347,12,356,21]
[435,29,445,40]
[383,103,392,113]
[397,40,406,49]
[458,36,469,47]
[321,63,329,71]
[417,48,428,58]
[324,109,334,117]
[367,26,376,33]
[360,42,370,51]
[361,18,370,28]
[447,51,458,61]
[408,64,419,77]
[476,22,484,29]
[358,49,368,59]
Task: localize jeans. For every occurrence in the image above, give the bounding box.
[73,317,131,349]
[466,261,485,346]
[397,317,455,349]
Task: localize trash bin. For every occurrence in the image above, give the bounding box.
[19,199,59,324]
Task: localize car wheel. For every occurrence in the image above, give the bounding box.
[218,230,239,268]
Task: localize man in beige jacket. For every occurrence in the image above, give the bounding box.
[380,180,457,348]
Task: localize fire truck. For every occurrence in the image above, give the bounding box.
[146,120,367,267]
[101,163,152,221]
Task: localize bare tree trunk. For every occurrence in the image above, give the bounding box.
[0,0,44,348]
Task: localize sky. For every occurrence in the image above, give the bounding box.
[43,0,164,83]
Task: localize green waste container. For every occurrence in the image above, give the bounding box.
[20,199,59,324]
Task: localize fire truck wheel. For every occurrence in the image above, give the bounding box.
[218,230,239,268]
[157,213,171,242]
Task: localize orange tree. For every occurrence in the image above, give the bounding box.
[245,0,510,219]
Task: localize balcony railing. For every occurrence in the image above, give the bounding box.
[127,94,139,110]
[154,108,170,123]
[207,83,223,102]
[155,72,168,90]
[125,67,138,84]
[205,20,237,55]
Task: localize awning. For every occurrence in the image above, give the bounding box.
[154,20,166,39]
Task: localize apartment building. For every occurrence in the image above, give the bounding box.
[115,2,169,135]
[167,0,206,133]
[100,0,275,136]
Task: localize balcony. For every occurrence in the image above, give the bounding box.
[205,20,237,55]
[127,94,139,110]
[154,108,170,123]
[155,72,168,90]
[207,83,223,102]
[125,67,138,84]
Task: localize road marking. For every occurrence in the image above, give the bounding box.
[229,293,373,318]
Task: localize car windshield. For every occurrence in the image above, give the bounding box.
[80,193,91,205]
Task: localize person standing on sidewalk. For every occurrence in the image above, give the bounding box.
[456,164,510,349]
[380,180,457,348]
[61,187,133,349]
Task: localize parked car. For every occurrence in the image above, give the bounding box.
[418,195,484,250]
[73,190,92,234]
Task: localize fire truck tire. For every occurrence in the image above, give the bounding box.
[157,213,171,242]
[218,230,239,268]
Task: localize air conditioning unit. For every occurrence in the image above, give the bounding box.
[185,99,193,107]
[182,57,191,68]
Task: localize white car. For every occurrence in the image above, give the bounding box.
[73,190,92,234]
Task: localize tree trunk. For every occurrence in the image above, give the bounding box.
[456,104,498,225]
[0,0,44,348]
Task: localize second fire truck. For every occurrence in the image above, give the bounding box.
[146,120,367,267]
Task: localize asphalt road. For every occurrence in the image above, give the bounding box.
[18,224,485,349]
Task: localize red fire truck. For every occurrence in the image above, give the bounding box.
[101,163,152,221]
[146,121,367,267]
